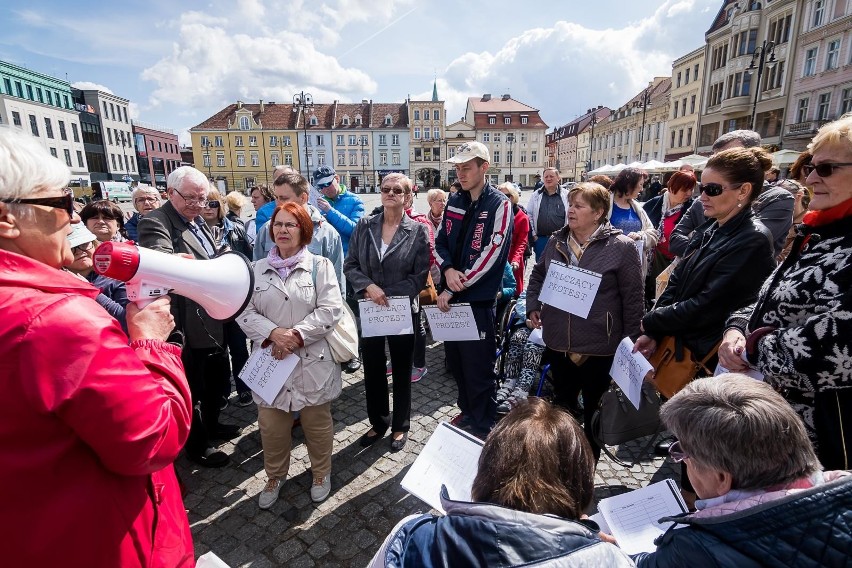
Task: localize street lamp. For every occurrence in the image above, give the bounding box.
[359,134,367,193]
[638,88,651,162]
[201,137,212,179]
[292,91,314,180]
[507,133,515,182]
[587,111,598,174]
[746,41,777,133]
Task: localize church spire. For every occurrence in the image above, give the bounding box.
[431,79,439,102]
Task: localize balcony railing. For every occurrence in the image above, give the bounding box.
[785,119,830,138]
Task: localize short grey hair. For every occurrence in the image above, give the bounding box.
[167,166,209,194]
[712,130,762,152]
[426,188,448,203]
[380,173,412,193]
[132,184,159,199]
[661,374,819,491]
[0,125,70,201]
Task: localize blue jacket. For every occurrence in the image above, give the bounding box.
[500,262,516,299]
[86,272,129,334]
[125,212,141,241]
[633,473,852,568]
[254,200,277,231]
[434,184,513,305]
[321,188,365,254]
[369,488,635,567]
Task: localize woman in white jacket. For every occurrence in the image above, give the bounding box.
[607,167,658,280]
[238,202,344,509]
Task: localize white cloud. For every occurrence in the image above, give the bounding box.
[71,81,114,94]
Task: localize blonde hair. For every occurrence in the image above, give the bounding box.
[206,188,227,220]
[225,190,247,214]
[809,113,852,153]
[426,188,448,203]
[497,182,519,204]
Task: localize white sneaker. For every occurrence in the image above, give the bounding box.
[310,474,331,503]
[258,478,282,510]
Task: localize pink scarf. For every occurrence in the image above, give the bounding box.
[267,246,307,281]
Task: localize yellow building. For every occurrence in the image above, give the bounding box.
[190,100,300,192]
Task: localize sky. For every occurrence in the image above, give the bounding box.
[1,0,721,146]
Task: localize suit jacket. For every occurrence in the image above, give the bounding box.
[137,201,224,348]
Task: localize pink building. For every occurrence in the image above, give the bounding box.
[132,122,182,189]
[784,1,852,150]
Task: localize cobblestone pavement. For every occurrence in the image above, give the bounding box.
[177,338,679,567]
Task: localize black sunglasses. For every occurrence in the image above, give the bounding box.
[381,186,405,195]
[802,162,852,178]
[0,190,74,217]
[699,182,742,197]
[203,200,221,209]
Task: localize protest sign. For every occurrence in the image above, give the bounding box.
[423,304,479,341]
[538,261,602,319]
[609,337,654,410]
[359,296,413,337]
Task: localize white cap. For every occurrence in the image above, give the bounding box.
[67,223,97,248]
[445,141,490,164]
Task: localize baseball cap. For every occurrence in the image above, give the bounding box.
[67,223,98,248]
[313,165,337,187]
[445,141,490,164]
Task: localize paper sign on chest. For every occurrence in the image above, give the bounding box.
[358,296,414,337]
[538,260,602,319]
[423,304,479,341]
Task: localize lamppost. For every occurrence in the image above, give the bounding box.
[292,91,314,181]
[359,134,367,193]
[637,88,651,162]
[201,137,212,179]
[746,40,777,133]
[587,111,598,175]
[507,133,515,182]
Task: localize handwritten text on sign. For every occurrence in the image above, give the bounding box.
[358,296,413,337]
[538,261,602,319]
[238,346,298,405]
[423,304,479,341]
[609,337,654,410]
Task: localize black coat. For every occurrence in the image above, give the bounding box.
[643,207,775,359]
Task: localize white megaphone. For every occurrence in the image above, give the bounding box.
[92,241,254,321]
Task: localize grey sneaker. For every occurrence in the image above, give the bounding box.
[497,388,529,414]
[310,474,331,502]
[494,379,517,404]
[258,478,282,510]
[411,367,427,383]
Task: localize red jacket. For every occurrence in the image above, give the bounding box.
[0,249,194,568]
[509,207,530,296]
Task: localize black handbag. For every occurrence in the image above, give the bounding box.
[591,381,663,467]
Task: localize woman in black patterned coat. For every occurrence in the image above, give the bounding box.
[721,115,852,470]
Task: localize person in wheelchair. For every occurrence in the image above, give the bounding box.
[494,291,547,415]
[495,262,516,329]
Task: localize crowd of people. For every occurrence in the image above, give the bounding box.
[1,112,851,566]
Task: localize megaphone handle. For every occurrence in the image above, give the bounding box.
[134,298,156,309]
[126,280,168,308]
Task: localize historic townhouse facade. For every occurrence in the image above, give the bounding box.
[444,119,476,186]
[575,106,611,181]
[408,83,445,189]
[783,0,852,150]
[666,46,706,160]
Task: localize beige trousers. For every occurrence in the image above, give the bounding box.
[257,402,333,480]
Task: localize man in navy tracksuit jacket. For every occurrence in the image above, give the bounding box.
[435,141,513,437]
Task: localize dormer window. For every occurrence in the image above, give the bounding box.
[342,115,350,126]
[239,116,250,130]
[309,115,318,126]
[355,115,362,125]
[385,114,392,125]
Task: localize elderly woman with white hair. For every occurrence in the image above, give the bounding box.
[425,188,448,232]
[125,184,160,240]
[630,374,851,567]
[0,128,193,565]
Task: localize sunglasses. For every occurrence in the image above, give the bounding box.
[699,182,742,197]
[203,200,221,209]
[802,162,852,178]
[316,181,334,189]
[381,186,405,195]
[72,240,96,254]
[0,189,74,217]
[668,440,689,463]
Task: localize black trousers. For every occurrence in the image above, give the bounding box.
[182,346,230,456]
[412,310,426,369]
[224,320,251,396]
[544,349,614,462]
[362,332,415,434]
[444,305,497,435]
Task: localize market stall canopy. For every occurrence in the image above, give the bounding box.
[772,149,802,167]
[641,159,668,172]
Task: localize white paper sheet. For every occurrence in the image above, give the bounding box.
[713,362,765,381]
[400,421,484,514]
[634,239,645,261]
[528,327,545,346]
[609,337,655,410]
[538,261,602,319]
[423,304,479,341]
[238,346,298,405]
[597,479,688,555]
[358,296,413,337]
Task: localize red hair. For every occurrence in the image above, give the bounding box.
[667,171,696,195]
[269,202,313,245]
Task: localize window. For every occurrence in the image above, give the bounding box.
[380,152,388,165]
[2,78,10,94]
[309,116,318,126]
[392,134,399,145]
[282,137,291,147]
[235,136,243,147]
[44,118,54,139]
[122,108,128,123]
[71,123,79,142]
[796,98,809,123]
[769,14,792,45]
[203,154,211,167]
[392,153,400,165]
[63,149,72,167]
[379,134,386,145]
[342,116,350,126]
[248,136,257,146]
[493,133,501,142]
[349,153,357,166]
[678,129,684,147]
[804,47,818,76]
[817,93,831,121]
[361,153,368,166]
[414,110,420,120]
[110,103,116,121]
[842,88,852,115]
[385,115,392,125]
[355,115,362,126]
[690,95,696,114]
[685,69,690,85]
[673,101,679,118]
[671,130,677,148]
[764,60,785,90]
[349,135,356,145]
[217,153,225,167]
[14,81,23,98]
[50,148,58,158]
[686,127,693,147]
[284,153,293,165]
[520,132,527,142]
[414,128,421,140]
[492,151,500,164]
[239,116,250,130]
[711,43,729,70]
[25,84,33,100]
[268,152,278,167]
[531,150,537,163]
[826,40,840,70]
[29,115,39,136]
[521,116,528,124]
[360,135,368,145]
[269,135,278,147]
[124,155,130,172]
[157,140,162,152]
[62,95,69,109]
[200,135,210,147]
[337,152,345,166]
[812,0,825,27]
[707,81,724,107]
[433,110,440,120]
[434,127,440,139]
[110,154,117,170]
[316,135,324,146]
[488,116,496,125]
[482,132,490,142]
[318,153,326,166]
[504,117,511,124]
[11,111,20,126]
[76,151,84,168]
[36,87,43,103]
[424,129,432,140]
[251,153,259,167]
[336,135,344,146]
[520,151,527,163]
[237,154,245,167]
[676,72,682,87]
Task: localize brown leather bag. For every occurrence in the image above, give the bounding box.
[648,336,719,399]
[419,272,438,306]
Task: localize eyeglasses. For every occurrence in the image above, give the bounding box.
[134,196,159,204]
[802,162,852,178]
[699,182,743,197]
[203,200,221,209]
[72,240,96,255]
[172,188,210,207]
[0,189,74,217]
[381,186,405,195]
[668,440,689,463]
[316,181,334,190]
[273,221,300,230]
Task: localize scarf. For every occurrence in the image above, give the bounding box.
[657,194,690,245]
[267,245,307,281]
[428,209,442,230]
[802,196,852,227]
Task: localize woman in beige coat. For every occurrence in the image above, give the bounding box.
[238,202,344,509]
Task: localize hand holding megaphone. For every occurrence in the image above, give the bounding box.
[93,241,254,321]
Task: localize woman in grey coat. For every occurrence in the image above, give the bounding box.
[344,173,430,453]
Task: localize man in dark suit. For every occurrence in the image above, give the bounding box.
[137,166,238,467]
